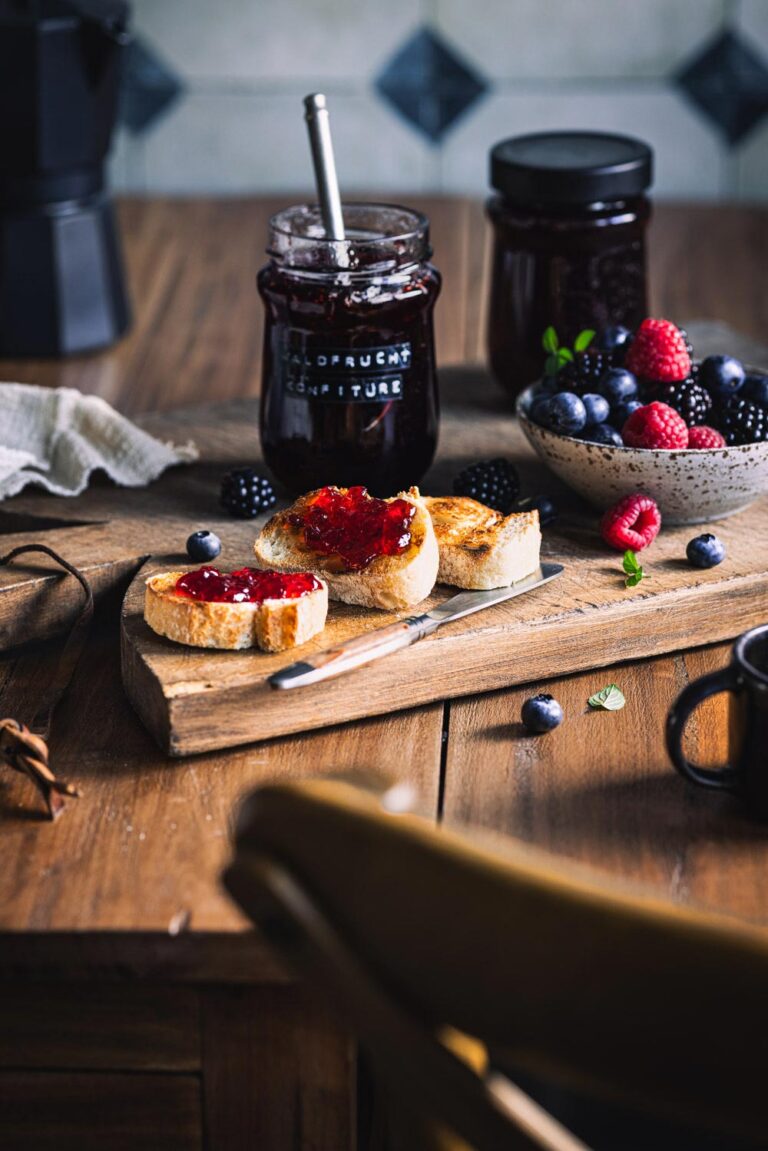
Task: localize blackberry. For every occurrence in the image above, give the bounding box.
[644,378,712,426]
[220,468,277,518]
[559,349,612,394]
[678,327,695,362]
[453,458,520,513]
[718,398,768,446]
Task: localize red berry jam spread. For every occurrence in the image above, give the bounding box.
[289,485,416,571]
[175,567,321,604]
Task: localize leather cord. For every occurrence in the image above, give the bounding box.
[0,545,93,819]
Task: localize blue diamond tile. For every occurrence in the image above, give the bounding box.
[120,36,184,135]
[676,29,768,146]
[375,27,488,144]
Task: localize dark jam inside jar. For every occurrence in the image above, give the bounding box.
[258,203,441,495]
[176,567,321,604]
[486,132,653,399]
[288,485,416,571]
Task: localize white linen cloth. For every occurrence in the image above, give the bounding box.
[0,384,198,500]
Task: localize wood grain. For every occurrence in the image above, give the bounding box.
[0,984,200,1070]
[0,1071,201,1150]
[202,986,355,1151]
[442,641,768,922]
[0,596,442,948]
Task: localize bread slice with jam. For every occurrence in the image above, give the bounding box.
[144,568,328,652]
[254,485,439,611]
[423,496,541,590]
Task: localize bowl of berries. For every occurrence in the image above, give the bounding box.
[516,319,768,524]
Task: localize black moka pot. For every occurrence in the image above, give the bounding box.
[0,0,131,356]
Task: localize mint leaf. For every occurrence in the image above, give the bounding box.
[622,549,649,588]
[558,347,574,364]
[542,326,559,354]
[622,549,641,576]
[544,353,559,376]
[588,684,626,711]
[574,329,596,353]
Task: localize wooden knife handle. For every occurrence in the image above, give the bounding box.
[269,614,437,690]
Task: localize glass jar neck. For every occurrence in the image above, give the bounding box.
[267,202,431,278]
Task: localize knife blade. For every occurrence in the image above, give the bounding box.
[269,562,564,690]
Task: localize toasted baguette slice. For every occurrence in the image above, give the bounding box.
[423,496,541,590]
[144,571,328,652]
[254,487,439,611]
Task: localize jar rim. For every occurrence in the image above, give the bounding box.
[269,201,429,246]
[266,202,432,275]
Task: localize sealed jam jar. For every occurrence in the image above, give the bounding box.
[258,203,441,494]
[487,131,653,399]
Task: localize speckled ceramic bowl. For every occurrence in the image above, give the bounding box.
[517,385,768,525]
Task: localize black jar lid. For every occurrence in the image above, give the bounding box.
[490,131,653,205]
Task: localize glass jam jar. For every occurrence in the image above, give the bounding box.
[487,131,653,399]
[258,203,441,495]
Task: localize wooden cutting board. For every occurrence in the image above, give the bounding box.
[2,363,768,756]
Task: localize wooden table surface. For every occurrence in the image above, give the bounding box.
[2,196,768,950]
[1,195,767,1149]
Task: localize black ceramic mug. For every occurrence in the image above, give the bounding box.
[666,624,768,813]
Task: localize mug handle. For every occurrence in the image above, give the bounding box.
[666,666,742,791]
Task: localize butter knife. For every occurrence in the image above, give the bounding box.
[269,562,564,690]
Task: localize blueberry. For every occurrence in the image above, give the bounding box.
[540,392,587,436]
[187,530,222,562]
[580,423,624,446]
[598,368,638,405]
[699,355,745,400]
[521,693,564,733]
[743,374,768,408]
[686,533,726,569]
[598,325,633,355]
[611,399,642,428]
[516,494,558,526]
[581,393,610,424]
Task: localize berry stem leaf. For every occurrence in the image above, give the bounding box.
[544,352,560,376]
[542,326,559,354]
[574,329,596,353]
[588,684,626,711]
[622,549,648,588]
[558,348,574,364]
[622,549,641,575]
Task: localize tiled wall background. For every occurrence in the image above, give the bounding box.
[113,0,768,200]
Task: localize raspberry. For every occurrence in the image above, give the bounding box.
[625,318,692,382]
[687,425,726,449]
[622,402,689,450]
[600,493,661,552]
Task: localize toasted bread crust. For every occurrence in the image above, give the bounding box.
[254,487,439,610]
[423,496,541,589]
[144,571,328,652]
